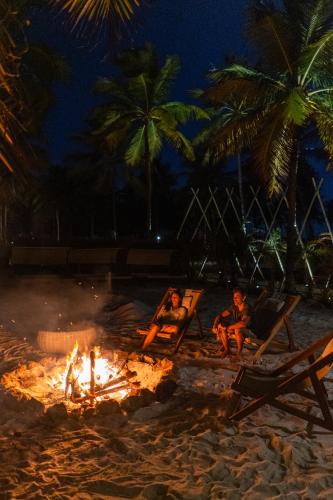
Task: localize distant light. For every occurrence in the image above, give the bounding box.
[156,235,161,242]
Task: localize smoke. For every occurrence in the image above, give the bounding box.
[0,277,109,339]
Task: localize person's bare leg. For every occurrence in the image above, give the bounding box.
[142,324,160,350]
[234,328,243,355]
[218,326,230,357]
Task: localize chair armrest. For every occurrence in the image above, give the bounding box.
[238,363,274,376]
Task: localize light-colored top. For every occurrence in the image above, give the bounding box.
[157,305,187,326]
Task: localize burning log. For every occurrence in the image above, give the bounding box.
[70,381,139,404]
[65,362,73,399]
[66,367,139,405]
[90,350,95,406]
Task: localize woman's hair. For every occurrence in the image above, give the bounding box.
[233,287,246,297]
[165,288,183,310]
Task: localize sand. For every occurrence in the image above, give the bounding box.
[0,279,333,499]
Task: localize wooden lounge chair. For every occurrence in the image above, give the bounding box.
[250,293,301,361]
[136,287,204,354]
[229,330,333,431]
[253,287,271,312]
[223,292,300,360]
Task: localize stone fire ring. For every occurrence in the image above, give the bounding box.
[37,327,96,354]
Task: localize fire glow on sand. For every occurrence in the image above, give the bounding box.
[1,343,174,413]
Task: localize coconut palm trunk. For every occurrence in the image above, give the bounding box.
[285,146,299,292]
[111,189,117,241]
[144,123,152,235]
[237,153,246,234]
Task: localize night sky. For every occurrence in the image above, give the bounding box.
[31,0,246,161]
[30,0,333,198]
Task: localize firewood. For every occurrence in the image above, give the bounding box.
[90,350,96,406]
[65,363,73,399]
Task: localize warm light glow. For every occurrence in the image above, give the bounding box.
[51,343,129,403]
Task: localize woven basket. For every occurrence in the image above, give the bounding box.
[37,327,97,354]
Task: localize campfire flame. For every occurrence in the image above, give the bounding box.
[51,342,131,404]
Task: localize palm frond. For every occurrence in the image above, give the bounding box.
[52,0,140,29]
[94,78,136,108]
[204,66,284,107]
[146,121,162,160]
[0,0,29,173]
[125,126,145,166]
[158,102,210,123]
[283,87,312,125]
[300,29,333,86]
[253,109,294,195]
[159,124,194,161]
[315,111,333,169]
[298,0,333,46]
[105,125,129,151]
[152,56,180,103]
[204,108,266,163]
[246,1,296,74]
[115,44,158,78]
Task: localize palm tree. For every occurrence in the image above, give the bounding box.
[0,0,28,175]
[92,45,208,234]
[53,0,141,29]
[0,0,142,175]
[198,0,333,291]
[194,96,249,232]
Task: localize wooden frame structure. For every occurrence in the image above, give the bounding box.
[177,178,333,288]
[229,331,333,431]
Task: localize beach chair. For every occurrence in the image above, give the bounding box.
[224,292,300,360]
[136,287,204,354]
[249,294,301,361]
[253,288,271,312]
[229,330,333,431]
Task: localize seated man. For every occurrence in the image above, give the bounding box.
[141,289,187,350]
[212,287,253,359]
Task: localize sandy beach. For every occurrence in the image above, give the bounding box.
[0,278,333,499]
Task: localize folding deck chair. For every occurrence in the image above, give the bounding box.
[229,330,333,431]
[136,287,204,354]
[251,294,301,360]
[222,291,300,360]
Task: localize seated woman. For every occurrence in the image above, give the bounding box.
[212,287,253,359]
[141,289,187,350]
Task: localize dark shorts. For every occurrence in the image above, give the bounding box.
[217,317,233,328]
[153,319,179,328]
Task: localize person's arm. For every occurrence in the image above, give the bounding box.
[227,305,251,332]
[212,308,230,333]
[156,304,167,320]
[175,306,187,332]
[163,306,187,334]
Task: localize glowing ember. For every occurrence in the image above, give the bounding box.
[51,342,131,404]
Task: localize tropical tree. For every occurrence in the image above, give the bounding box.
[197,0,333,291]
[92,45,208,234]
[194,96,249,232]
[0,0,142,175]
[0,0,28,175]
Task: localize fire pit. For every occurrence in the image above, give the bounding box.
[37,326,97,354]
[1,344,174,414]
[55,342,137,405]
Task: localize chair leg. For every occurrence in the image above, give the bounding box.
[284,316,297,351]
[173,331,185,354]
[309,369,333,427]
